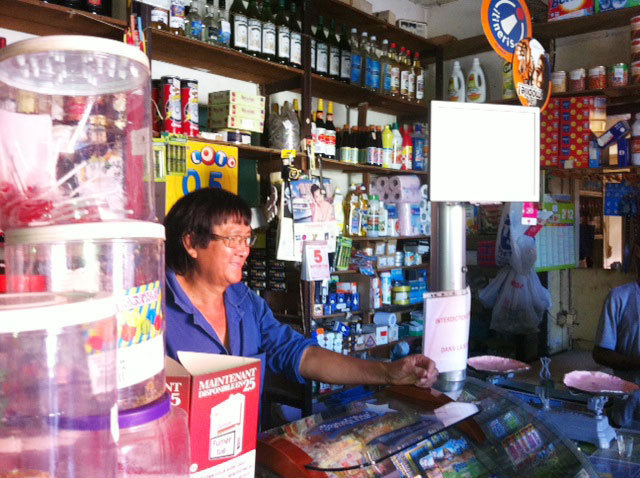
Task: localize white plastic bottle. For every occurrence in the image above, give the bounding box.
[466,57,486,103]
[632,113,640,166]
[367,194,380,237]
[333,187,345,234]
[391,123,403,169]
[447,60,465,102]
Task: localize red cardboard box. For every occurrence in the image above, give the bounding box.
[166,353,261,478]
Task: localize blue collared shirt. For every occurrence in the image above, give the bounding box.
[165,269,317,385]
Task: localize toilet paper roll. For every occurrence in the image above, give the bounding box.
[389,175,421,191]
[398,202,416,236]
[373,311,397,326]
[386,176,422,203]
[420,184,429,199]
[420,198,429,212]
[375,176,389,191]
[420,210,429,223]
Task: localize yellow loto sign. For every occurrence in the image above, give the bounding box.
[164,139,239,214]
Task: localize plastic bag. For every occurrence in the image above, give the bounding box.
[268,101,300,151]
[481,202,552,335]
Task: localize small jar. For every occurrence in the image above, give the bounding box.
[569,68,586,91]
[632,15,640,40]
[551,71,567,93]
[608,63,628,87]
[588,66,607,90]
[632,38,640,63]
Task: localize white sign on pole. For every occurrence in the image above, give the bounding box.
[422,287,471,373]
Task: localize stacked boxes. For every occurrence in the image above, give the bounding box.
[208,90,266,134]
[541,96,606,169]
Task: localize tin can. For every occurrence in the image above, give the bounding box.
[180,78,199,137]
[161,75,181,133]
[151,79,161,134]
[633,61,640,84]
[552,71,567,93]
[632,38,640,63]
[608,63,628,87]
[632,15,640,39]
[569,68,585,92]
[588,66,606,90]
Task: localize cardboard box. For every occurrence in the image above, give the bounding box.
[596,0,640,13]
[209,103,265,121]
[166,353,261,478]
[350,0,373,14]
[374,9,396,24]
[208,112,265,133]
[397,19,428,38]
[208,90,266,109]
[549,0,594,20]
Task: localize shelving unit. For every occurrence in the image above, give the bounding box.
[332,263,429,275]
[347,234,429,242]
[319,158,429,175]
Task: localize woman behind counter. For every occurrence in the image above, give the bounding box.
[164,187,438,402]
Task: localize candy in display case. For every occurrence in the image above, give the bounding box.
[256,378,598,478]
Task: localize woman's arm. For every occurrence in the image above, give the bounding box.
[299,346,438,388]
[593,345,640,371]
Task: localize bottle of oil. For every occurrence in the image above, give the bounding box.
[230,0,248,51]
[169,0,187,35]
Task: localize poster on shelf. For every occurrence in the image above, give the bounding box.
[513,38,552,112]
[422,287,471,374]
[162,139,238,215]
[535,202,577,271]
[481,0,532,62]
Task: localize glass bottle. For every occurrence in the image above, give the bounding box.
[186,0,204,41]
[261,0,276,60]
[359,31,368,87]
[63,0,82,8]
[368,35,381,92]
[230,0,247,51]
[390,42,400,97]
[400,47,409,100]
[325,101,336,160]
[204,0,219,44]
[315,16,329,77]
[151,5,170,30]
[380,39,392,96]
[246,0,262,57]
[275,0,290,65]
[315,99,326,159]
[413,52,425,103]
[339,24,351,84]
[218,0,231,47]
[169,0,187,36]
[407,49,415,101]
[349,28,362,86]
[328,19,341,81]
[85,0,104,14]
[289,2,302,68]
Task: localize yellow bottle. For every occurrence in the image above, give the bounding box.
[358,185,369,236]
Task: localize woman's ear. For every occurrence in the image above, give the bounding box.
[182,234,198,259]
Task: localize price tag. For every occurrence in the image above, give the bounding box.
[301,240,330,281]
[521,201,538,225]
[281,149,297,159]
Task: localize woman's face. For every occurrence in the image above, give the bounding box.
[191,220,251,289]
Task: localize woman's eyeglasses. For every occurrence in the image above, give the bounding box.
[209,233,257,248]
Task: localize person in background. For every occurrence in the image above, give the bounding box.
[163,187,439,414]
[593,246,640,428]
[309,183,334,222]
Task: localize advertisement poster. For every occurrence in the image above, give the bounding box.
[481,0,532,61]
[164,140,238,214]
[422,288,471,374]
[513,38,552,111]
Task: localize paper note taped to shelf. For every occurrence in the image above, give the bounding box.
[422,288,471,373]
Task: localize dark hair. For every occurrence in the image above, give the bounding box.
[164,188,251,275]
[310,184,321,195]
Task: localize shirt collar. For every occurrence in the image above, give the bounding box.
[166,269,250,310]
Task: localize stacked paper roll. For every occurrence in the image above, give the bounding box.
[398,202,421,236]
[385,175,421,203]
[373,311,397,326]
[419,183,430,235]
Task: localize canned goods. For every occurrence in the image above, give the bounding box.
[632,15,640,39]
[632,38,640,63]
[552,71,567,93]
[161,75,181,133]
[588,66,606,90]
[608,63,628,87]
[180,78,199,137]
[151,79,161,134]
[569,68,586,92]
[632,61,640,84]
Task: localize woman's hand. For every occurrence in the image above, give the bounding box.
[384,354,439,388]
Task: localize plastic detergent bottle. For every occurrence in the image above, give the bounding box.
[447,60,465,102]
[358,187,369,236]
[346,184,360,235]
[378,198,388,236]
[367,194,380,237]
[632,113,640,166]
[411,124,426,171]
[401,125,413,170]
[382,124,393,168]
[466,57,486,103]
[391,122,403,169]
[333,187,344,234]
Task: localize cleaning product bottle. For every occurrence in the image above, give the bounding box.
[401,125,413,170]
[391,122,403,169]
[347,184,360,236]
[382,124,393,168]
[367,194,380,237]
[466,57,486,103]
[379,199,388,236]
[632,113,640,166]
[334,187,344,234]
[411,123,426,171]
[447,60,465,102]
[358,186,369,236]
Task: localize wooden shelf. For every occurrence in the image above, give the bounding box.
[311,73,429,115]
[332,263,428,275]
[543,166,640,178]
[441,6,640,61]
[346,235,429,242]
[191,135,307,162]
[319,158,429,175]
[0,0,125,39]
[369,302,423,314]
[579,190,603,198]
[310,0,454,57]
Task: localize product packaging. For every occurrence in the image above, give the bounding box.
[549,0,594,20]
[166,353,261,478]
[208,90,266,108]
[596,0,640,12]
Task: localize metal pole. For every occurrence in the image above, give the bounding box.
[430,201,468,390]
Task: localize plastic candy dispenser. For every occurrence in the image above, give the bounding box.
[0,35,154,229]
[0,292,119,477]
[117,393,190,477]
[5,221,166,410]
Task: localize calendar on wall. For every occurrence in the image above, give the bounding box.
[535,202,577,272]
